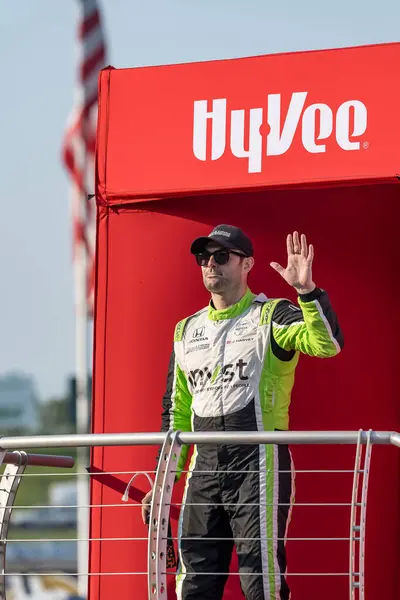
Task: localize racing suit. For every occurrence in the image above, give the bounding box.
[160,287,343,600]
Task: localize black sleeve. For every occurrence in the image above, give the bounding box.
[156,347,175,466]
[270,301,298,362]
[160,347,175,433]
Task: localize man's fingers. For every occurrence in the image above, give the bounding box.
[141,503,150,525]
[142,490,153,503]
[270,261,285,276]
[307,243,314,262]
[141,491,153,525]
[286,234,294,256]
[293,231,301,253]
[301,233,308,257]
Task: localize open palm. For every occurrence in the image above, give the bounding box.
[270,232,315,294]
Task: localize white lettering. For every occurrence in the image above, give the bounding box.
[211,230,230,237]
[266,92,307,156]
[193,99,227,161]
[230,108,263,173]
[192,93,368,173]
[302,103,333,153]
[336,100,367,151]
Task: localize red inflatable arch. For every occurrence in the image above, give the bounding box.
[90,42,400,600]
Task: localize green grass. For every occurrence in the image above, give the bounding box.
[8,527,77,540]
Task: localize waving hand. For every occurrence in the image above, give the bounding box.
[270,232,316,295]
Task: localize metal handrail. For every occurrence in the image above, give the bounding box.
[145,429,400,600]
[2,452,74,468]
[0,429,397,449]
[0,430,399,600]
[0,450,74,600]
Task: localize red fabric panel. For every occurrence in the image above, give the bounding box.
[96,43,400,202]
[89,205,108,599]
[90,183,400,600]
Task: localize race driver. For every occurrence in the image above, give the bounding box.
[142,225,344,600]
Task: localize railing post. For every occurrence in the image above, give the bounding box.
[148,430,182,599]
[359,429,373,600]
[349,429,373,600]
[349,429,363,599]
[0,451,28,600]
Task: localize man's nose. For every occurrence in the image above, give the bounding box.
[207,254,217,267]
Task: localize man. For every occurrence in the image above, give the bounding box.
[142,225,343,600]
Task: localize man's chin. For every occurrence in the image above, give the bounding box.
[204,278,225,293]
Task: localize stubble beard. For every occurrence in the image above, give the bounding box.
[203,271,228,293]
[203,278,226,293]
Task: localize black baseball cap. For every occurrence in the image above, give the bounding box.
[190,224,254,257]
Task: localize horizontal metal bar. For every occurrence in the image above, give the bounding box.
[0,430,396,449]
[167,537,352,541]
[12,471,151,477]
[3,452,74,468]
[4,572,350,577]
[170,503,353,507]
[176,469,358,474]
[390,432,400,448]
[7,537,148,542]
[178,431,394,445]
[11,504,144,509]
[164,572,350,577]
[8,502,354,510]
[4,570,349,577]
[5,572,148,576]
[12,469,359,477]
[5,472,83,477]
[0,433,165,449]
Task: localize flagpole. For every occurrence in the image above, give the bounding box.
[75,204,90,599]
[63,3,107,595]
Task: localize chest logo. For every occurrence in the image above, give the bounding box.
[193,326,205,338]
[189,326,208,343]
[188,359,249,389]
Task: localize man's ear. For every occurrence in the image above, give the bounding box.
[244,257,255,273]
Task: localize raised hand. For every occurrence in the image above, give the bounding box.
[270,232,316,295]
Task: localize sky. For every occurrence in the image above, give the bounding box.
[0,0,399,401]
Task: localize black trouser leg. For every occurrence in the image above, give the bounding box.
[223,444,293,600]
[178,473,233,600]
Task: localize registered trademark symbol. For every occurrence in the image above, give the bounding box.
[363,141,369,149]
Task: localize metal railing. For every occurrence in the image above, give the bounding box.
[0,430,398,599]
[0,449,75,599]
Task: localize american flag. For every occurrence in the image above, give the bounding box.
[62,0,107,315]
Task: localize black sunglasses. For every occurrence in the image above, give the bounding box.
[195,249,247,267]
